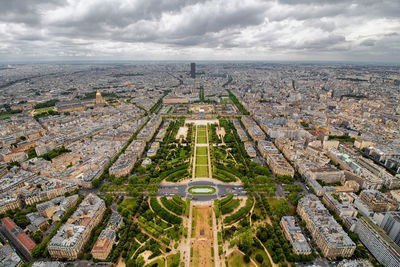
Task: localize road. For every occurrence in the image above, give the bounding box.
[157,179,246,201]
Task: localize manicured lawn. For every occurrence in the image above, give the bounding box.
[34,107,54,114]
[118,198,138,214]
[145,257,165,267]
[0,114,14,120]
[227,250,255,267]
[195,165,209,177]
[196,155,208,165]
[196,146,208,155]
[197,135,207,143]
[251,248,272,267]
[197,125,207,144]
[167,253,180,267]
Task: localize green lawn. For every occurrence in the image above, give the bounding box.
[0,114,13,120]
[118,198,138,214]
[34,107,54,114]
[195,165,209,177]
[197,126,207,144]
[251,248,272,267]
[196,155,208,165]
[227,251,255,267]
[197,135,207,144]
[145,257,165,267]
[196,147,208,155]
[167,253,180,267]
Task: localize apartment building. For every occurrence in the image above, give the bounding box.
[48,194,105,259]
[354,217,400,267]
[266,153,294,177]
[359,190,397,212]
[280,216,312,255]
[297,195,356,259]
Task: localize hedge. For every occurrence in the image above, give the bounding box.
[214,169,237,182]
[185,198,190,217]
[223,197,254,224]
[150,197,182,225]
[160,197,183,215]
[214,199,220,218]
[221,199,240,215]
[172,195,185,206]
[139,222,160,238]
[138,216,164,233]
[219,193,234,206]
[215,163,242,177]
[213,173,236,183]
[165,169,189,182]
[159,163,189,180]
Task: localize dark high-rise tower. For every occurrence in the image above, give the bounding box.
[190,62,196,78]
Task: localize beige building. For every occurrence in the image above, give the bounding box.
[280,216,312,255]
[266,153,294,177]
[48,194,105,259]
[298,195,356,259]
[163,96,189,104]
[360,190,397,212]
[257,140,279,158]
[323,140,339,150]
[95,90,106,105]
[0,197,22,214]
[91,230,115,260]
[354,139,374,149]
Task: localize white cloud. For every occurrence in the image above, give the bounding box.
[0,0,399,62]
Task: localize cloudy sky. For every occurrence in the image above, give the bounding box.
[0,0,399,62]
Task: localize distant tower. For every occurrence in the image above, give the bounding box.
[96,90,105,104]
[190,63,196,78]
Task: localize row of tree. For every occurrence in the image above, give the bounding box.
[224,197,254,224]
[150,197,182,225]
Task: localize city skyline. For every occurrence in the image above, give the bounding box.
[0,0,399,63]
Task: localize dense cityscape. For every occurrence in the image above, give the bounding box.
[0,61,399,267]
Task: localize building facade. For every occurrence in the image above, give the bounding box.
[354,217,400,267]
[297,195,356,259]
[48,194,105,259]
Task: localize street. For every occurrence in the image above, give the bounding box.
[157,179,246,201]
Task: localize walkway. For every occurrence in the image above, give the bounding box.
[184,202,193,267]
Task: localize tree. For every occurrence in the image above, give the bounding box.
[269,199,289,219]
[255,254,264,263]
[238,228,254,254]
[104,194,113,207]
[243,255,251,263]
[91,178,101,188]
[14,214,29,228]
[29,230,43,243]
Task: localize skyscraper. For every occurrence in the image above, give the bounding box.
[190,62,196,78]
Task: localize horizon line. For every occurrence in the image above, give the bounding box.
[1,59,399,66]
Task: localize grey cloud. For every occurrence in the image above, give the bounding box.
[0,0,64,24]
[299,34,346,50]
[0,0,399,62]
[360,39,376,47]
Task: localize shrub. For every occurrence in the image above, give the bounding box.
[243,255,250,263]
[255,254,263,263]
[161,197,183,215]
[150,197,182,225]
[219,193,234,206]
[221,199,240,215]
[223,197,253,224]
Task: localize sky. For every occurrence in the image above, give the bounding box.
[0,0,399,63]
